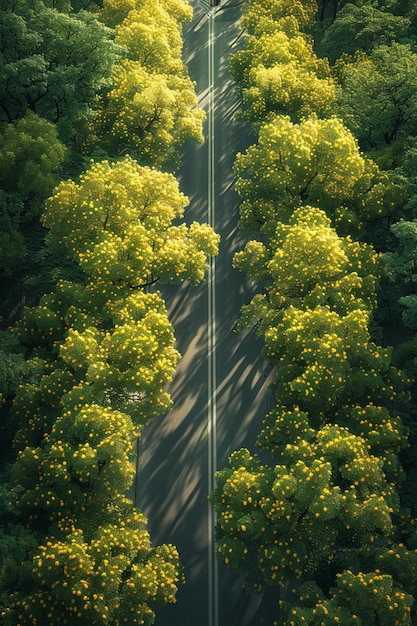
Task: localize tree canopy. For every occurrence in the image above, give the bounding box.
[210,0,417,623]
[234,115,400,238]
[2,0,417,622]
[0,0,215,624]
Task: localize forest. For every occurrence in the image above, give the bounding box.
[1,0,417,624]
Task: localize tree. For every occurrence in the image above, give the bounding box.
[111,1,187,73]
[10,156,219,447]
[0,330,44,467]
[210,0,417,620]
[1,499,183,626]
[259,303,407,468]
[229,29,335,127]
[280,571,414,625]
[0,145,218,621]
[0,113,66,314]
[212,194,412,617]
[234,115,400,237]
[335,44,417,152]
[211,322,412,617]
[101,0,193,30]
[2,284,205,623]
[0,0,117,314]
[211,425,411,600]
[90,0,204,169]
[241,0,317,37]
[315,4,411,64]
[0,1,118,138]
[0,113,66,215]
[387,220,417,305]
[92,61,204,169]
[1,0,212,622]
[376,137,417,338]
[234,205,380,319]
[42,157,218,286]
[12,287,183,452]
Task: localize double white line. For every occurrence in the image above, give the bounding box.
[207,7,219,626]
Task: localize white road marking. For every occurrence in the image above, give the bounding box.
[207,8,219,626]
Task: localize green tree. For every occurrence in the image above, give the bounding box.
[212,194,411,616]
[0,0,117,316]
[0,113,66,218]
[315,4,411,63]
[0,330,44,467]
[0,113,66,316]
[335,44,417,152]
[12,287,182,450]
[259,304,407,470]
[0,1,118,137]
[374,139,417,341]
[385,219,417,330]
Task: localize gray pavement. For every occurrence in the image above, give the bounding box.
[137,2,279,624]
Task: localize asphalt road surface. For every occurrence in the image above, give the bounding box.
[136,2,279,624]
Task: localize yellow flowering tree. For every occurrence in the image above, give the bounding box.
[211,426,402,592]
[234,205,380,317]
[2,504,183,625]
[94,63,204,168]
[42,157,218,286]
[214,198,413,617]
[229,29,335,127]
[101,0,193,31]
[91,0,204,169]
[112,0,189,73]
[280,571,414,625]
[240,0,317,36]
[234,115,400,237]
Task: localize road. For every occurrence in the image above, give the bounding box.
[136,2,278,624]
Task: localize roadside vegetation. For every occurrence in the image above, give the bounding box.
[210,0,417,623]
[0,1,218,624]
[2,0,417,623]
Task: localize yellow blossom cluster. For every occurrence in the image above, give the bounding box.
[91,0,205,168]
[241,0,317,35]
[212,418,404,599]
[43,158,218,287]
[3,508,182,625]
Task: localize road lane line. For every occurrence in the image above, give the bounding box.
[207,8,219,626]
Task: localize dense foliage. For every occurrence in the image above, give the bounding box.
[0,0,218,624]
[210,0,417,623]
[3,0,417,623]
